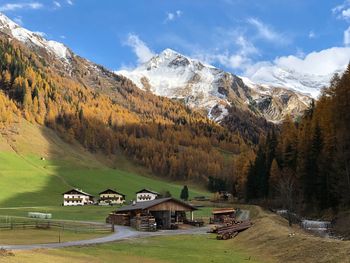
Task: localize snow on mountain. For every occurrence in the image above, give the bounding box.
[0,13,71,62]
[118,48,229,114]
[249,66,335,98]
[117,48,311,123]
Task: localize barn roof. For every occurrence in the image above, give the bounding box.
[135,188,160,195]
[62,188,94,197]
[98,189,126,196]
[212,208,235,214]
[116,197,197,212]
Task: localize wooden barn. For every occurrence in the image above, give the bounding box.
[106,197,197,230]
[210,208,236,224]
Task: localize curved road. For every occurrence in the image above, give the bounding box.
[0,225,210,251]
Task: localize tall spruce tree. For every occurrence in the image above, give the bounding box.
[180,185,189,201]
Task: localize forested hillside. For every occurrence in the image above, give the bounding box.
[0,34,254,191]
[245,66,350,213]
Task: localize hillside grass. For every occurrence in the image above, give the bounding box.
[0,228,106,245]
[0,235,263,263]
[0,120,208,221]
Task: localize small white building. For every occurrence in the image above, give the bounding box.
[63,189,94,206]
[98,189,126,205]
[136,189,160,202]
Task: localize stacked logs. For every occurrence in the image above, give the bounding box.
[106,213,130,226]
[212,220,253,240]
[131,214,156,232]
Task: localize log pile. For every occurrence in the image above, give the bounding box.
[106,213,130,226]
[131,214,156,232]
[210,208,236,224]
[214,220,253,240]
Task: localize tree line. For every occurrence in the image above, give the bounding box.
[245,66,350,214]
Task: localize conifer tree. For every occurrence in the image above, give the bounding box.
[180,185,189,201]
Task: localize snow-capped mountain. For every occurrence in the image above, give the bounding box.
[249,66,337,98]
[118,49,232,121]
[117,49,311,122]
[0,13,71,63]
[0,13,312,123]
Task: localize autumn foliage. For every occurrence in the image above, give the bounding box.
[0,36,249,188]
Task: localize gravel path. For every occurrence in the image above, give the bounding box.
[0,225,210,251]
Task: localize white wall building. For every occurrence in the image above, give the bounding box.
[136,189,160,202]
[63,189,94,206]
[98,189,126,205]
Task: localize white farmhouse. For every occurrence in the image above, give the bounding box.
[98,189,126,205]
[63,189,94,206]
[136,189,160,202]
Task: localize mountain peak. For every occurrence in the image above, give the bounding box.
[160,48,181,57]
[0,12,71,63]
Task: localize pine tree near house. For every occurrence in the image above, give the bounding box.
[180,185,189,201]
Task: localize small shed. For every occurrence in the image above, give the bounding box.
[107,197,197,230]
[211,208,236,224]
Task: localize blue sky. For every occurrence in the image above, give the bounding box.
[1,0,350,77]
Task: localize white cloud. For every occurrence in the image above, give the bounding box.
[247,18,288,44]
[0,2,43,12]
[53,1,61,8]
[67,0,73,5]
[332,1,350,47]
[193,35,259,71]
[60,35,66,39]
[165,10,182,23]
[332,0,350,19]
[166,13,175,21]
[248,47,350,77]
[308,31,316,39]
[344,26,350,46]
[124,34,155,64]
[342,8,350,19]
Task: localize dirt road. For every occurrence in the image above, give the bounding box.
[0,225,210,251]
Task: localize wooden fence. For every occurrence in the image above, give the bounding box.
[0,217,113,233]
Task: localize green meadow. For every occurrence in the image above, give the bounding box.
[0,152,208,220]
[2,235,262,263]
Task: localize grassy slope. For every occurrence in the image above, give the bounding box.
[0,229,105,245]
[0,120,208,221]
[230,206,350,263]
[0,235,263,263]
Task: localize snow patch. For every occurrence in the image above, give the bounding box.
[0,13,71,62]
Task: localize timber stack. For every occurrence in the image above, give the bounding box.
[215,220,253,240]
[130,214,156,231]
[106,213,130,226]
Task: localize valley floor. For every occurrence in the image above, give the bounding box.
[1,205,350,263]
[1,117,350,262]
